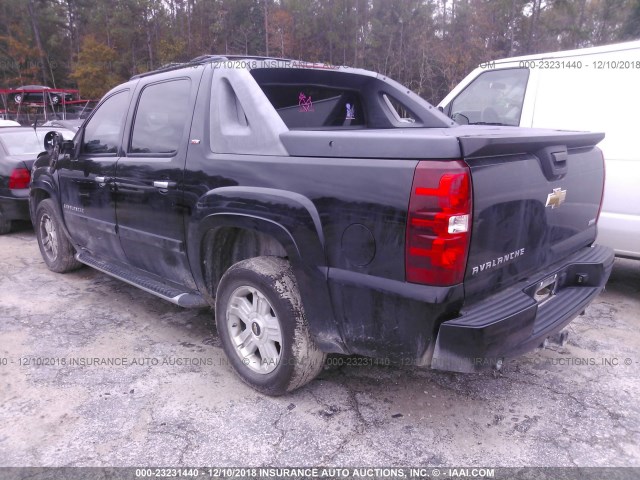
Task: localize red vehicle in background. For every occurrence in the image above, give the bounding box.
[0,85,96,125]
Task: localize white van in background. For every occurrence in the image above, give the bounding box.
[438,41,640,259]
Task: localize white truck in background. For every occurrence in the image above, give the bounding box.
[438,40,640,259]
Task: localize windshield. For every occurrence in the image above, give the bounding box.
[449,68,529,126]
[0,129,72,156]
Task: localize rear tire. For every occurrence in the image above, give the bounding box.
[35,199,82,273]
[215,256,326,395]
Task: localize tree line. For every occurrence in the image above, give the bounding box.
[1,0,639,104]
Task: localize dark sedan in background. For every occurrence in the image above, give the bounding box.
[0,126,74,234]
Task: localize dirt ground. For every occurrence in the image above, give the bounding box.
[1,223,639,467]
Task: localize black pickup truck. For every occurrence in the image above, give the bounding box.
[31,56,614,395]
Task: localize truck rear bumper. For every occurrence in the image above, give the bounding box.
[0,195,30,222]
[430,244,614,373]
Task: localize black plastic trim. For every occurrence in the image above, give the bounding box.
[76,251,208,308]
[431,244,614,372]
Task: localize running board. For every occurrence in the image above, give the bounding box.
[76,252,209,308]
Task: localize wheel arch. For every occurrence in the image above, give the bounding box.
[29,187,50,221]
[29,176,57,224]
[191,212,346,354]
[30,175,78,247]
[201,221,290,298]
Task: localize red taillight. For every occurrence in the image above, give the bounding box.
[9,168,31,189]
[406,160,472,286]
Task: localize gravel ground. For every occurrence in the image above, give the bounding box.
[1,223,639,468]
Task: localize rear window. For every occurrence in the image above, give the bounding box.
[383,94,417,123]
[260,85,365,129]
[247,66,452,130]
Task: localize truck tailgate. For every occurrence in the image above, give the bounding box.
[459,129,605,302]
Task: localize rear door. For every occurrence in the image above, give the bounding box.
[114,76,199,287]
[58,90,131,261]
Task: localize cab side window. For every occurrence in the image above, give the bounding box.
[82,91,129,155]
[129,79,191,155]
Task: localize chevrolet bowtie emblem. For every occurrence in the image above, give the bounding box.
[545,188,567,208]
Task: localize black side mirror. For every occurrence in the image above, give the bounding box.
[44,131,74,154]
[61,140,74,154]
[44,131,73,171]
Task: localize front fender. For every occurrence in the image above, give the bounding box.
[29,167,60,224]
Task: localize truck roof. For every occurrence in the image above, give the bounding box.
[130,55,378,81]
[488,39,640,66]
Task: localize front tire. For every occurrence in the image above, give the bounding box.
[215,256,326,395]
[35,199,82,273]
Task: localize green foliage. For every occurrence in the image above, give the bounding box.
[69,35,120,98]
[622,0,640,39]
[1,0,639,103]
[157,37,188,67]
[0,28,42,86]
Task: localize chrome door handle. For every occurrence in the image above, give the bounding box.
[153,180,177,189]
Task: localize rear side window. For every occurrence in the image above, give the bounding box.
[82,91,129,155]
[130,79,191,155]
[260,85,365,129]
[448,68,529,126]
